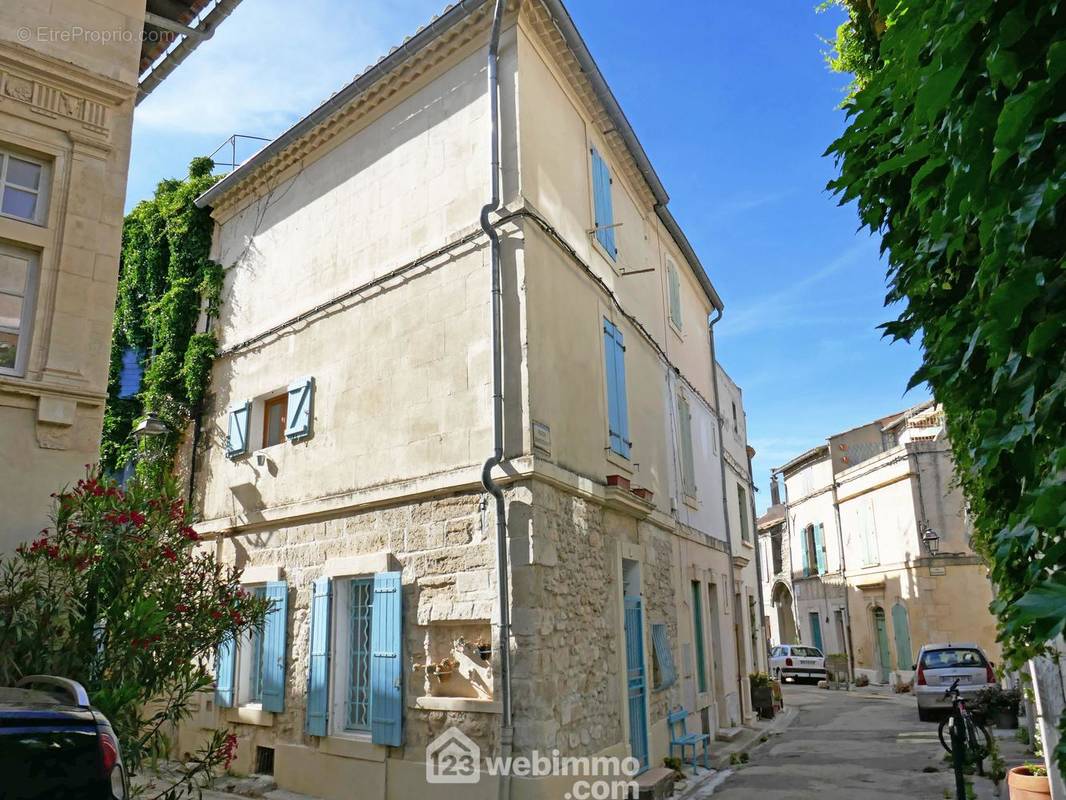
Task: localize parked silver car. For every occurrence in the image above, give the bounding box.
[914,642,996,721]
[769,645,826,683]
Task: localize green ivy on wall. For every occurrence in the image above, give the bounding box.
[822,0,1065,776]
[101,157,223,478]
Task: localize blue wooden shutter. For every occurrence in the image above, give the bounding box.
[215,636,235,708]
[306,577,331,736]
[260,581,288,713]
[800,526,811,576]
[227,402,250,458]
[650,623,677,689]
[590,148,617,258]
[814,523,827,574]
[285,377,314,441]
[370,571,403,746]
[117,347,143,398]
[603,320,631,459]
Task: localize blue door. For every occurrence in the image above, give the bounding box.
[624,595,649,772]
[808,611,824,653]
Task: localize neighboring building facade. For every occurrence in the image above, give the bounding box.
[174,2,764,797]
[0,0,241,553]
[760,401,999,685]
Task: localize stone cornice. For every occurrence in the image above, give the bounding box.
[0,41,133,138]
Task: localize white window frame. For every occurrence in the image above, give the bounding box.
[329,574,375,741]
[0,147,50,226]
[234,584,267,709]
[0,242,40,377]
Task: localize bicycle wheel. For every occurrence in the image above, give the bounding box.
[938,716,952,753]
[964,717,992,760]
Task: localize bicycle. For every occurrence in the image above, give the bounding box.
[938,677,992,791]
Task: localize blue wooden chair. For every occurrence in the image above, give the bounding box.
[667,707,710,773]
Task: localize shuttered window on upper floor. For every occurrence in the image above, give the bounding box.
[667,260,682,329]
[590,147,617,260]
[678,394,696,497]
[603,318,630,459]
[117,347,144,399]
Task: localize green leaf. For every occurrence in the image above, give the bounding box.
[987,47,1022,89]
[992,81,1050,173]
[915,63,966,122]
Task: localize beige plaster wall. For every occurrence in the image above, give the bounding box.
[0,13,138,552]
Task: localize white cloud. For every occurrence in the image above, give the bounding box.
[134,0,441,138]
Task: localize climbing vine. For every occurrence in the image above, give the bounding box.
[822,0,1065,776]
[101,157,223,479]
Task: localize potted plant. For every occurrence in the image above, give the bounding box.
[1007,763,1050,800]
[749,672,774,719]
[975,686,1022,729]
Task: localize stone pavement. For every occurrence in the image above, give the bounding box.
[689,683,1036,800]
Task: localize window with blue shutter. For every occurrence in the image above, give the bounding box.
[370,572,403,746]
[285,377,314,441]
[800,526,812,576]
[227,402,250,458]
[814,523,827,574]
[345,579,374,731]
[306,577,331,736]
[650,623,677,690]
[215,636,235,709]
[117,347,144,398]
[248,586,268,703]
[260,581,288,713]
[678,395,695,496]
[603,318,631,459]
[590,147,617,259]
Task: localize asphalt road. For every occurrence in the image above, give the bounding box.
[711,684,960,799]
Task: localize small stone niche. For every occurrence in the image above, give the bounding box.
[413,622,493,700]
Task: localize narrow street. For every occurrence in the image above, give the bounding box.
[712,685,959,799]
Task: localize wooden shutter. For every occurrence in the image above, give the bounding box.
[801,526,811,576]
[814,523,827,574]
[306,577,331,736]
[214,636,235,708]
[678,395,695,495]
[590,148,617,258]
[892,603,912,670]
[603,319,631,459]
[226,402,250,458]
[651,623,677,689]
[370,572,403,746]
[260,581,288,713]
[285,377,314,441]
[668,262,682,327]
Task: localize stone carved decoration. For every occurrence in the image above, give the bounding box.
[1,70,110,135]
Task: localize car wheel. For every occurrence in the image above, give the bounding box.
[918,707,933,722]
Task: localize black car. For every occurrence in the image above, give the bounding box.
[0,675,127,800]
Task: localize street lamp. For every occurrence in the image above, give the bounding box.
[921,525,941,556]
[131,412,168,442]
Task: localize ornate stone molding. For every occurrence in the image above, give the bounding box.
[0,41,134,139]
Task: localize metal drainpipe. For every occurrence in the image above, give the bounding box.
[478,0,514,795]
[746,449,768,671]
[707,309,741,719]
[829,474,856,680]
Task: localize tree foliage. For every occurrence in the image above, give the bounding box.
[0,468,268,797]
[823,0,1065,775]
[102,158,222,480]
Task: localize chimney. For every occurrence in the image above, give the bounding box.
[770,476,781,506]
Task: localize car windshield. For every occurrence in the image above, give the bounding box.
[791,647,822,657]
[921,648,986,669]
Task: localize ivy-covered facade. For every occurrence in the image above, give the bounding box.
[102,157,222,479]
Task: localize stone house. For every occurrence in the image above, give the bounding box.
[176,1,764,797]
[760,401,999,685]
[0,0,242,553]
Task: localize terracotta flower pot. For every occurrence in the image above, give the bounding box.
[1008,766,1051,800]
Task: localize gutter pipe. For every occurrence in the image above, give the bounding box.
[478,1,514,796]
[707,309,742,719]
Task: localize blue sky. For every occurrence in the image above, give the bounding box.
[128,0,929,513]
